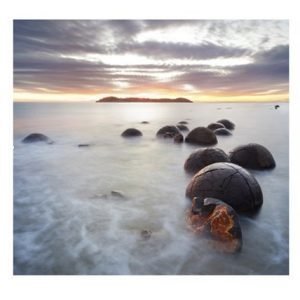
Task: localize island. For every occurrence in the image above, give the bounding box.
[96,96,193,103]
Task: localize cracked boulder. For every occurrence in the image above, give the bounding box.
[184,148,230,174]
[156,125,180,138]
[229,143,276,170]
[22,133,53,144]
[187,197,242,253]
[207,122,225,131]
[186,162,263,212]
[121,128,142,137]
[185,127,218,146]
[217,119,235,130]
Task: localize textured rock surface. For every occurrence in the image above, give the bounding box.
[207,122,225,131]
[186,162,263,212]
[156,125,180,137]
[176,124,189,131]
[184,148,230,174]
[187,197,242,253]
[214,128,232,136]
[229,143,276,169]
[22,133,53,144]
[185,127,218,146]
[217,119,235,130]
[121,128,142,137]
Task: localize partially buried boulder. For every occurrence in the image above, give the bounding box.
[214,128,232,136]
[185,127,217,146]
[207,122,225,131]
[178,121,188,125]
[174,133,184,143]
[229,143,276,170]
[184,148,230,174]
[217,119,235,130]
[176,124,189,131]
[156,125,180,138]
[186,162,263,212]
[187,197,242,253]
[22,133,53,144]
[121,128,142,137]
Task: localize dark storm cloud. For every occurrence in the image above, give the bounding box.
[13,20,289,97]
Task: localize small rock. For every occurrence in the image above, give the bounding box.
[78,144,90,147]
[121,128,142,137]
[156,125,180,137]
[111,190,126,199]
[141,230,152,240]
[178,121,188,125]
[275,105,280,109]
[207,123,225,131]
[176,124,189,131]
[214,128,232,136]
[22,133,53,144]
[185,127,218,146]
[141,121,149,124]
[217,119,235,130]
[174,133,184,143]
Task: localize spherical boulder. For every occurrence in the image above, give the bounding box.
[214,128,232,136]
[217,119,235,130]
[185,127,217,146]
[229,143,276,170]
[22,133,53,144]
[186,162,263,212]
[184,148,230,174]
[176,124,189,131]
[156,125,180,138]
[121,128,142,137]
[187,197,242,253]
[207,122,225,131]
[174,133,184,143]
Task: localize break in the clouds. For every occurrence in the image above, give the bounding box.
[14,20,289,102]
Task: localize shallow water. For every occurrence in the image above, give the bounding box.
[14,102,289,275]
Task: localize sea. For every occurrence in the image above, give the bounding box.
[13,102,289,275]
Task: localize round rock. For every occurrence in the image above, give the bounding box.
[156,125,180,137]
[22,133,53,144]
[184,148,230,174]
[207,122,225,131]
[187,197,242,253]
[214,128,232,136]
[229,143,276,170]
[121,128,142,137]
[186,162,263,212]
[185,127,217,146]
[176,124,189,131]
[217,119,235,130]
[174,133,184,143]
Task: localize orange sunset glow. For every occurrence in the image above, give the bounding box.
[14,20,289,102]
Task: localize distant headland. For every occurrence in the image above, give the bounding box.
[96,96,193,103]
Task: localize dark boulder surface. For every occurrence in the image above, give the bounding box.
[229,143,276,170]
[185,127,217,146]
[187,197,242,253]
[214,128,232,136]
[78,144,90,147]
[22,133,53,144]
[121,128,142,137]
[217,119,235,130]
[178,121,188,125]
[207,122,225,131]
[156,125,180,137]
[176,124,189,131]
[184,148,230,174]
[141,121,149,124]
[174,133,184,143]
[186,162,263,212]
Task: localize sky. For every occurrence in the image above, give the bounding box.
[13,20,289,102]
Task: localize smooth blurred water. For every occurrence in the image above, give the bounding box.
[13,102,289,275]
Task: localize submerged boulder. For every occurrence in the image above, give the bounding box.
[121,128,142,137]
[176,124,189,131]
[214,128,232,136]
[207,122,225,131]
[229,143,276,169]
[141,121,149,124]
[178,121,188,125]
[187,197,242,253]
[184,148,230,174]
[22,133,53,144]
[141,229,152,240]
[217,119,235,130]
[186,162,263,212]
[156,125,180,138]
[185,127,217,146]
[174,133,184,143]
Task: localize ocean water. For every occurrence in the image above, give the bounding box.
[13,102,289,275]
